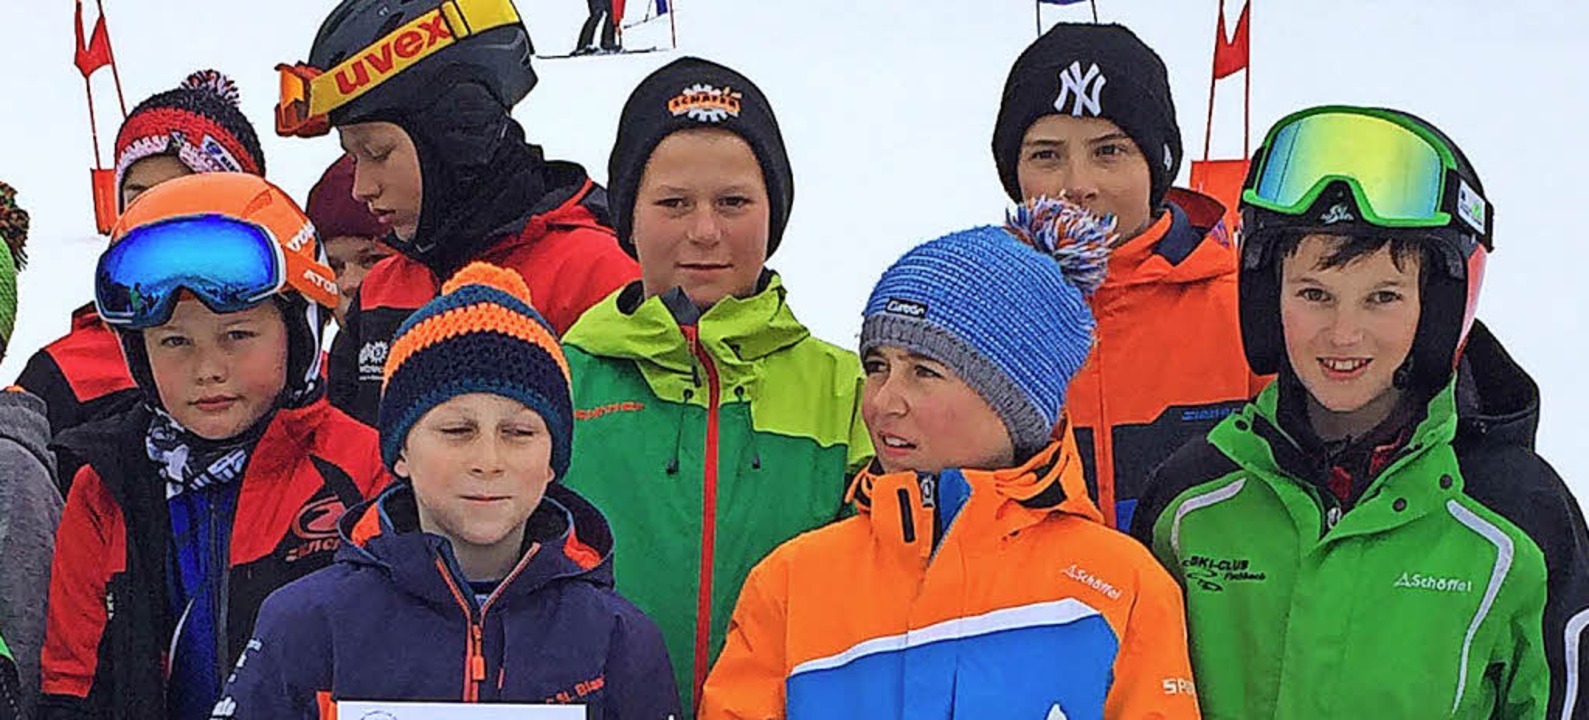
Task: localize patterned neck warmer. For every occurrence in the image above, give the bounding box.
[145,407,270,500]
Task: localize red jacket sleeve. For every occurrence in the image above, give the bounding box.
[40,467,120,704]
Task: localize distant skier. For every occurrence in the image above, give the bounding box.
[575,0,621,55]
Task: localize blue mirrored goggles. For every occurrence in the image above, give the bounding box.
[95,214,288,330]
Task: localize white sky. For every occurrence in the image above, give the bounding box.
[1,0,1585,501]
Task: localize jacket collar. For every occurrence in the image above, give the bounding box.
[1101,187,1236,290]
[337,481,615,610]
[50,396,336,503]
[562,272,810,402]
[1211,377,1463,539]
[845,424,1101,565]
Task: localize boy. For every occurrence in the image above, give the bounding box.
[40,174,386,720]
[992,23,1261,529]
[276,0,638,424]
[1132,105,1589,717]
[305,154,394,326]
[0,181,58,720]
[563,57,869,715]
[214,263,679,718]
[16,70,267,440]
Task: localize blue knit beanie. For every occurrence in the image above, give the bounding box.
[860,198,1116,457]
[378,262,574,478]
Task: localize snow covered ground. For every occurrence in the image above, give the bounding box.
[1,0,1584,504]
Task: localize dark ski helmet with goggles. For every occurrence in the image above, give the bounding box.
[1238,105,1493,394]
[275,0,535,137]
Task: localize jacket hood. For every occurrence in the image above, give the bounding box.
[562,273,811,399]
[846,425,1103,559]
[1102,187,1236,289]
[0,389,54,478]
[335,480,615,610]
[395,103,606,278]
[1453,319,1539,450]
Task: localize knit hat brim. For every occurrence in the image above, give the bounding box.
[377,264,574,479]
[992,23,1181,208]
[861,313,1052,458]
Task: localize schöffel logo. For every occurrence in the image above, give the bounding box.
[332,10,455,96]
[1053,61,1107,117]
[883,298,928,318]
[1063,563,1122,600]
[1394,572,1474,594]
[668,83,743,122]
[1181,554,1267,592]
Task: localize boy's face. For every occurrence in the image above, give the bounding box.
[144,297,289,440]
[1016,115,1154,240]
[1281,233,1421,418]
[323,234,396,324]
[120,155,193,210]
[338,122,423,242]
[396,393,554,558]
[862,346,1015,475]
[632,128,770,310]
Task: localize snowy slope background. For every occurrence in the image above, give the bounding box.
[1,0,1584,504]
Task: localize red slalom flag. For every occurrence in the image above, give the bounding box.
[1213,1,1250,79]
[74,0,113,78]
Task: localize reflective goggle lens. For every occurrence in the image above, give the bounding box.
[1245,111,1449,226]
[96,215,286,329]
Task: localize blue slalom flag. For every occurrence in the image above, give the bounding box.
[657,0,669,13]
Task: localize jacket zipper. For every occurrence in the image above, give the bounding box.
[433,546,540,702]
[683,326,722,710]
[213,492,233,691]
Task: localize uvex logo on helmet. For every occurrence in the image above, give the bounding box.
[332,12,455,96]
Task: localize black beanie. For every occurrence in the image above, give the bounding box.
[993,23,1182,208]
[608,57,793,258]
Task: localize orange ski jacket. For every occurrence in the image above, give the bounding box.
[1070,187,1266,530]
[700,427,1200,719]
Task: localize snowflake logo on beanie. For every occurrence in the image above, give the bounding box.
[668,83,743,122]
[1053,61,1107,117]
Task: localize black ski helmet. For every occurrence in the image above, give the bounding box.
[307,0,536,127]
[1238,106,1491,394]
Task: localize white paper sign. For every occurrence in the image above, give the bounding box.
[334,701,586,719]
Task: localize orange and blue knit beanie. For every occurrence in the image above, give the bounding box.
[377,262,573,476]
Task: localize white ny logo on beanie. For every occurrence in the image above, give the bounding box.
[1054,61,1107,117]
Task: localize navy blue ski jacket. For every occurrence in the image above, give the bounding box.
[211,481,680,719]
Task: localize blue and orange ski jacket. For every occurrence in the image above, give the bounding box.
[213,481,681,719]
[699,427,1200,719]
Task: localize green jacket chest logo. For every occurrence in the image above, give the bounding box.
[1393,571,1475,594]
[1181,554,1269,592]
